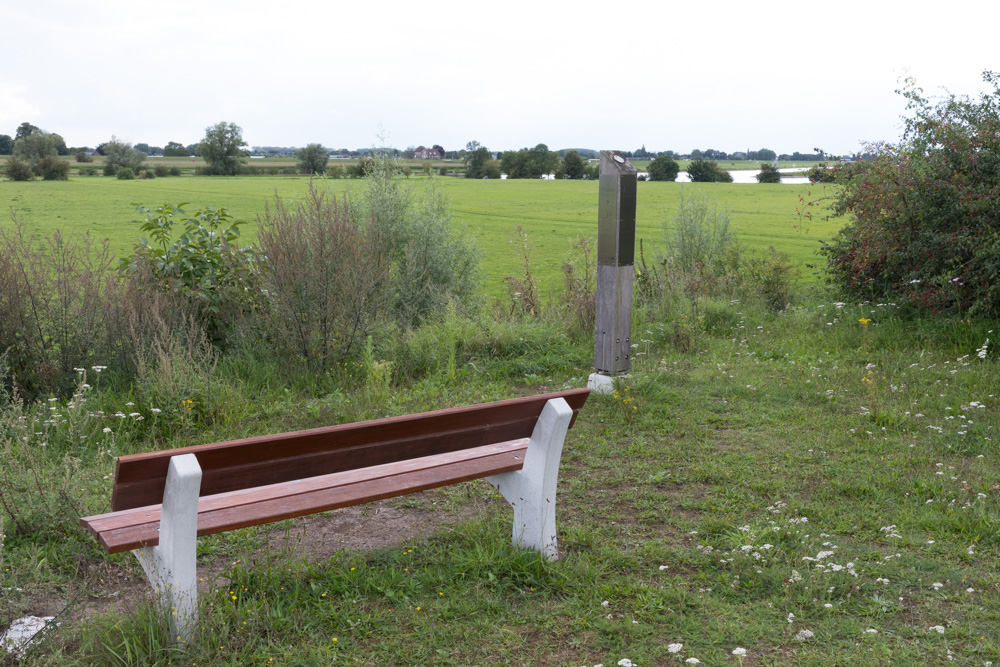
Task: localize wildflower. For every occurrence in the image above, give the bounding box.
[932,582,943,590]
[103,427,112,433]
[685,659,700,665]
[668,643,683,653]
[732,648,747,656]
[617,660,634,667]
[929,625,945,634]
[794,629,814,641]
[866,628,878,634]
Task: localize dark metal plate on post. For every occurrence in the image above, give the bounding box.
[618,175,636,266]
[597,173,619,266]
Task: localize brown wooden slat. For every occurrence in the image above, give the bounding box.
[84,439,530,553]
[111,388,588,511]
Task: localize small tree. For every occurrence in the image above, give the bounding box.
[297,143,329,175]
[102,137,146,175]
[755,163,782,183]
[13,131,59,168]
[3,156,34,181]
[0,134,13,155]
[647,154,680,181]
[687,159,733,183]
[822,70,1000,315]
[196,122,247,175]
[563,150,585,179]
[163,141,189,157]
[36,156,70,180]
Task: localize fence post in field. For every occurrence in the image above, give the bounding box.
[588,150,637,394]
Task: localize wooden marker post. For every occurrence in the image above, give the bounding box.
[589,150,636,393]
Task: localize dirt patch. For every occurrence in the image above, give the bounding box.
[28,495,487,631]
[260,499,465,560]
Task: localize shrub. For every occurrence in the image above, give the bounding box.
[647,154,680,181]
[687,159,733,183]
[822,71,1000,315]
[140,167,156,179]
[116,167,135,180]
[325,164,344,179]
[169,166,182,176]
[3,156,35,181]
[118,204,262,344]
[79,166,98,176]
[755,163,781,183]
[75,151,93,163]
[35,156,70,180]
[0,216,118,397]
[103,136,146,173]
[357,152,480,328]
[637,193,795,315]
[254,182,391,371]
[154,164,169,177]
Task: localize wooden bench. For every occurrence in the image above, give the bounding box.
[81,388,589,641]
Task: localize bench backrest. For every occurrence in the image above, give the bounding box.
[111,388,590,511]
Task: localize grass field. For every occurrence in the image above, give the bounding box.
[4,169,1000,665]
[2,176,840,298]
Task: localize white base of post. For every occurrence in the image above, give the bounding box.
[486,398,573,560]
[131,453,202,645]
[588,372,619,395]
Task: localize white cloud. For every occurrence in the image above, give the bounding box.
[0,83,41,129]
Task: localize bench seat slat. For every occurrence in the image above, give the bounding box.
[110,388,589,511]
[83,438,529,554]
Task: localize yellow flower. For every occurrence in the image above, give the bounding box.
[859,318,872,324]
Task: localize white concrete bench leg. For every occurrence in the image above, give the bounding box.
[132,453,202,644]
[487,397,573,560]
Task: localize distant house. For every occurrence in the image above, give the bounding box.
[414,146,441,160]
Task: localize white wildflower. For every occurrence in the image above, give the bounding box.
[667,643,683,653]
[794,629,814,641]
[732,648,747,656]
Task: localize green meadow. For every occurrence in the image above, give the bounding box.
[9,173,999,666]
[2,176,839,297]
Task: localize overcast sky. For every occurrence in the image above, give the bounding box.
[4,1,998,156]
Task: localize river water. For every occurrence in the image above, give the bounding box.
[635,167,810,184]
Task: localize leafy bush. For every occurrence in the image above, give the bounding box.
[3,156,34,181]
[755,163,781,183]
[0,216,118,397]
[102,136,146,174]
[169,166,182,176]
[140,167,156,179]
[118,204,261,343]
[75,151,93,163]
[79,166,98,176]
[357,153,481,328]
[116,167,135,180]
[296,143,328,175]
[822,71,1000,315]
[638,193,795,315]
[35,156,71,180]
[687,159,733,183]
[254,182,391,371]
[154,164,169,177]
[647,154,680,181]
